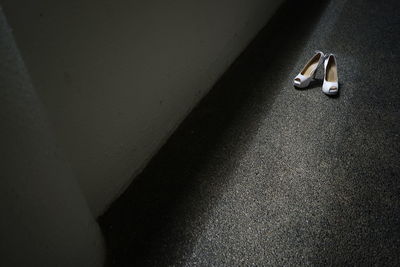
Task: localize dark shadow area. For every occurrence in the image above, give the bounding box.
[100,0,400,264]
[99,0,331,265]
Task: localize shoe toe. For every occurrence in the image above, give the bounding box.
[329,86,338,94]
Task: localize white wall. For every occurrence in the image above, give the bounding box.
[2,0,283,216]
[0,8,104,266]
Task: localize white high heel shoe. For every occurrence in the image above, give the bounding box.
[322,54,339,95]
[293,51,325,88]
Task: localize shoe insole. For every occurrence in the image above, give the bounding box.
[301,54,320,76]
[326,60,338,82]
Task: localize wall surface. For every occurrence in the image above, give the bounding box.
[0,8,104,266]
[1,0,283,216]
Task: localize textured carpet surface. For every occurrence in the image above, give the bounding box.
[100,0,400,265]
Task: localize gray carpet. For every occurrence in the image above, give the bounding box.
[99,0,400,265]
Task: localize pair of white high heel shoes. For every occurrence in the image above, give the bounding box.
[293,51,339,95]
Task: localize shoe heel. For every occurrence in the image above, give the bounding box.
[312,69,317,79]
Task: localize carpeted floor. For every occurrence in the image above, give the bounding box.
[99,0,400,265]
